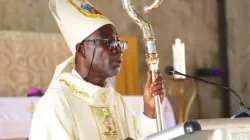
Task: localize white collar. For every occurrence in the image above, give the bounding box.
[55,69,115,107]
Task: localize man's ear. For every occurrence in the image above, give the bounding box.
[76,43,86,58]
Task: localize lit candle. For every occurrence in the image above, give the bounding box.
[172,38,186,79]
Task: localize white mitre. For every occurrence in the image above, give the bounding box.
[48,0,114,88]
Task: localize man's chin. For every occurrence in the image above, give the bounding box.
[108,68,121,77]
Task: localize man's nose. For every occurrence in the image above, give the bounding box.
[113,45,122,54]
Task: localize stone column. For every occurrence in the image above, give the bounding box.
[226,0,250,115]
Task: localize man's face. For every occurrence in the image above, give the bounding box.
[83,24,122,78]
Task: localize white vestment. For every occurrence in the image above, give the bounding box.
[29,70,161,140]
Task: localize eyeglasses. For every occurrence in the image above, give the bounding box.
[81,38,128,52]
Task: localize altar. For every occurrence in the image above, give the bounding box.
[0,96,176,139]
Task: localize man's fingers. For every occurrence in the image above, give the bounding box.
[151,85,166,95]
[155,72,162,79]
[151,84,162,92]
[151,75,162,86]
[151,79,162,86]
[154,72,162,80]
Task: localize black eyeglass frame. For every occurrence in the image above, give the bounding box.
[81,38,128,52]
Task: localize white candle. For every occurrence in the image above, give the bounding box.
[172,38,186,79]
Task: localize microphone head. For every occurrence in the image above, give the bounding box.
[165,66,174,75]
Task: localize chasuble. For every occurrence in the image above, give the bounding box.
[29,69,160,140]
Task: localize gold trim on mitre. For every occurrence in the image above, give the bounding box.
[67,0,110,20]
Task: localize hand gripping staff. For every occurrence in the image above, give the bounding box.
[121,0,164,132]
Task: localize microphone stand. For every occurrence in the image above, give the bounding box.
[168,76,198,123]
[174,71,245,109]
[171,69,250,118]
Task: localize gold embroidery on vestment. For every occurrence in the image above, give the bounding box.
[100,92,108,104]
[59,79,94,98]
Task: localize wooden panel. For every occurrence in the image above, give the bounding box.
[115,36,140,95]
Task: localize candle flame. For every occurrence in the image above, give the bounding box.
[175,38,181,45]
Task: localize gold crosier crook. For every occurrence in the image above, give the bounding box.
[121,0,164,132]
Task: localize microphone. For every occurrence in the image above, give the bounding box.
[164,66,248,117]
